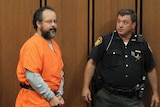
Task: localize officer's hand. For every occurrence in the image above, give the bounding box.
[150,93,159,107]
[81,88,92,103]
[49,96,60,107]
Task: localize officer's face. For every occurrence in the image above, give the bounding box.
[38,9,58,39]
[116,15,136,37]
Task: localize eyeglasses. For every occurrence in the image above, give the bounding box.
[42,19,58,24]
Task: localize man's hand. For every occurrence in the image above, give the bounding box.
[49,96,60,107]
[81,88,92,103]
[57,96,64,107]
[150,93,159,107]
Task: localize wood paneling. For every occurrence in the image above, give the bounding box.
[0,0,160,107]
[47,0,88,107]
[143,1,160,107]
[94,0,135,42]
[0,0,40,107]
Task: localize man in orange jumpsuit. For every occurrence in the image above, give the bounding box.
[15,6,64,107]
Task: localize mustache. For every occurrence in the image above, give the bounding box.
[49,27,57,32]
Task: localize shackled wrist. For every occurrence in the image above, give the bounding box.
[55,92,62,97]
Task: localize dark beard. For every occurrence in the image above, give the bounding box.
[41,28,57,39]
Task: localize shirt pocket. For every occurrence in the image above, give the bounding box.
[105,50,122,67]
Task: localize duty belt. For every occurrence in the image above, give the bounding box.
[20,83,34,91]
[103,84,136,98]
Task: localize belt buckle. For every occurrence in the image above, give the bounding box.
[115,88,134,97]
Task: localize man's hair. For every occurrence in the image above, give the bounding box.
[32,6,55,30]
[117,8,137,23]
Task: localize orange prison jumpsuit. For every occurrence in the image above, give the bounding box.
[15,34,64,107]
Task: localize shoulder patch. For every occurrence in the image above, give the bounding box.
[94,37,103,47]
[148,43,153,52]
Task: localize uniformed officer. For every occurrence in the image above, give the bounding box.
[82,8,159,107]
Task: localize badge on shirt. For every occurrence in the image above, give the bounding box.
[131,50,141,61]
[94,36,103,47]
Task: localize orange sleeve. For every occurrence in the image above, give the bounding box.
[22,42,42,73]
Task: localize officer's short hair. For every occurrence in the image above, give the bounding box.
[117,8,137,23]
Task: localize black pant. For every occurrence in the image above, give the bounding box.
[94,88,144,107]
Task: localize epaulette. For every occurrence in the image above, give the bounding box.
[137,34,145,42]
[131,34,144,42]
